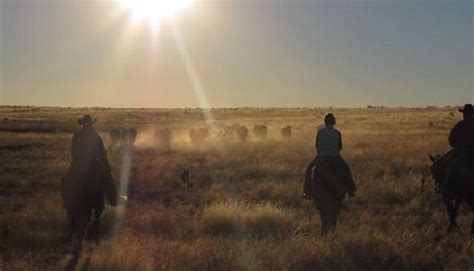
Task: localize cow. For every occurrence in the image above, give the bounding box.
[223,124,241,141]
[231,124,240,132]
[236,126,248,142]
[223,125,235,141]
[109,129,122,144]
[109,128,137,146]
[123,128,137,145]
[253,125,268,141]
[198,128,209,142]
[190,128,209,145]
[155,128,171,151]
[180,169,190,188]
[281,126,292,140]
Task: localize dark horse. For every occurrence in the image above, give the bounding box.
[304,159,349,235]
[429,152,474,234]
[61,159,108,254]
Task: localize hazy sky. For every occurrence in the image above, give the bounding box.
[1,0,472,108]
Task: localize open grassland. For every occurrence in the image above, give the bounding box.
[0,106,472,270]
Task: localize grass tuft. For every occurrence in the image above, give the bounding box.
[200,201,293,238]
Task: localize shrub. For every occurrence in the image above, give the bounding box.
[200,201,293,238]
[164,237,251,271]
[87,234,154,271]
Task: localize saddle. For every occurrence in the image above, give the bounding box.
[304,157,350,201]
[61,159,107,210]
[431,150,474,194]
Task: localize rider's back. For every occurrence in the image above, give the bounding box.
[449,119,474,154]
[316,126,341,157]
[72,127,106,165]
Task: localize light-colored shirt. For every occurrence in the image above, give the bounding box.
[315,125,342,157]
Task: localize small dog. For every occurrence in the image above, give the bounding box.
[180,169,190,188]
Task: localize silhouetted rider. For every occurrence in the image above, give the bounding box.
[71,116,110,170]
[449,104,474,157]
[304,113,356,197]
[66,115,119,206]
[302,113,356,235]
[430,104,474,191]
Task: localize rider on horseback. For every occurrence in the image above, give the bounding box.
[445,104,474,189]
[429,104,474,234]
[303,113,356,235]
[449,104,474,158]
[304,113,356,198]
[62,115,120,207]
[430,104,474,191]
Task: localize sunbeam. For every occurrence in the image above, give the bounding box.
[113,144,133,231]
[171,23,227,154]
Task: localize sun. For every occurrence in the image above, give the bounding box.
[120,0,193,28]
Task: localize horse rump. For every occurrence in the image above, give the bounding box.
[306,159,351,197]
[61,161,107,208]
[305,159,348,235]
[430,150,474,194]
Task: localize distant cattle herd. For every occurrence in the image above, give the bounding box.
[109,128,138,145]
[189,128,209,144]
[108,125,292,149]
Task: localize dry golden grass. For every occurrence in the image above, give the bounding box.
[200,201,293,238]
[0,106,472,270]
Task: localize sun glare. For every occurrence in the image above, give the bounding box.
[120,0,193,28]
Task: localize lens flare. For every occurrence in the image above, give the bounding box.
[171,24,227,154]
[113,144,133,232]
[120,0,193,28]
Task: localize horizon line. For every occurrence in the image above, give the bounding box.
[0,104,463,110]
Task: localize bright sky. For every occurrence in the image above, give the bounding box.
[0,0,472,108]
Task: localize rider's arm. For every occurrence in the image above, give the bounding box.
[338,131,342,151]
[97,136,111,171]
[448,123,461,150]
[315,130,320,150]
[71,133,79,161]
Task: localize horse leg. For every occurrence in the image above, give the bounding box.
[325,215,337,235]
[453,198,461,231]
[67,209,76,236]
[317,199,329,236]
[442,193,459,233]
[470,211,474,235]
[464,197,474,235]
[469,213,474,235]
[92,206,103,244]
[72,224,84,256]
[326,201,340,235]
[319,210,330,236]
[72,209,91,256]
[319,201,339,236]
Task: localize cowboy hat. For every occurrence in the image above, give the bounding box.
[77,114,97,125]
[459,104,473,114]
